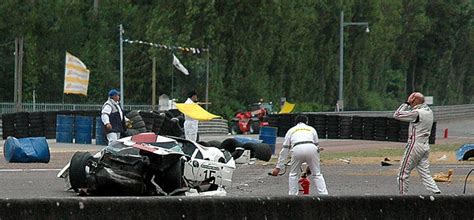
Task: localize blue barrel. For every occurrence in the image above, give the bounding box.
[75,116,93,144]
[3,136,50,163]
[56,115,74,143]
[259,126,278,154]
[95,117,107,145]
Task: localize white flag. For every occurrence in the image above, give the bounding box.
[172,53,190,75]
[64,52,90,96]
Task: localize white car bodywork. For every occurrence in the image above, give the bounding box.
[58,133,235,196]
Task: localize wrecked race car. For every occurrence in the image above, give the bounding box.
[57,133,240,196]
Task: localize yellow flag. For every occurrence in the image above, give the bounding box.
[64,52,90,96]
[175,103,220,121]
[279,101,295,114]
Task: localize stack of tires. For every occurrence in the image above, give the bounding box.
[339,116,352,139]
[198,119,229,135]
[362,117,375,140]
[125,110,147,136]
[160,116,183,137]
[138,111,155,132]
[28,112,44,137]
[374,117,387,141]
[326,115,339,139]
[277,114,294,137]
[386,118,400,142]
[152,113,166,134]
[125,110,183,138]
[267,114,279,128]
[14,112,29,138]
[1,113,15,139]
[43,111,57,139]
[351,116,363,139]
[399,121,409,142]
[308,114,326,139]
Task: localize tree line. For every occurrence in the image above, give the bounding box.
[0,0,472,119]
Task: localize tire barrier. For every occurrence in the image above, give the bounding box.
[268,113,436,143]
[199,118,229,136]
[56,115,74,143]
[0,196,472,220]
[307,114,327,139]
[277,114,295,137]
[28,112,44,137]
[43,111,57,139]
[339,116,352,139]
[362,117,375,140]
[326,115,340,139]
[1,113,15,139]
[3,136,50,163]
[14,112,29,138]
[74,116,93,144]
[351,116,363,139]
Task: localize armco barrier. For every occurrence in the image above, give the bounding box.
[0,196,472,220]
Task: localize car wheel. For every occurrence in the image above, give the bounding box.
[207,140,222,148]
[251,143,272,162]
[220,138,242,152]
[69,151,93,192]
[231,148,244,159]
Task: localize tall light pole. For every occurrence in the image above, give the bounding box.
[338,11,369,111]
[119,24,124,109]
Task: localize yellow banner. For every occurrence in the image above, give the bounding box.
[64,52,90,96]
[279,101,295,114]
[175,103,220,121]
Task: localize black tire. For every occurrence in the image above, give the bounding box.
[230,121,242,135]
[132,120,146,129]
[220,138,243,152]
[242,142,255,150]
[162,159,183,193]
[207,140,222,148]
[198,141,211,147]
[251,143,272,162]
[231,148,245,159]
[124,128,140,136]
[69,151,93,192]
[126,110,140,119]
[129,115,143,124]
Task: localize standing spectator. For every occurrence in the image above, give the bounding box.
[184,91,199,141]
[393,92,441,194]
[271,114,328,195]
[101,89,128,144]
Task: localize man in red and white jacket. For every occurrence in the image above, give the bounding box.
[393,92,441,195]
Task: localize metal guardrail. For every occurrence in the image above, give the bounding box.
[0,102,158,114]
